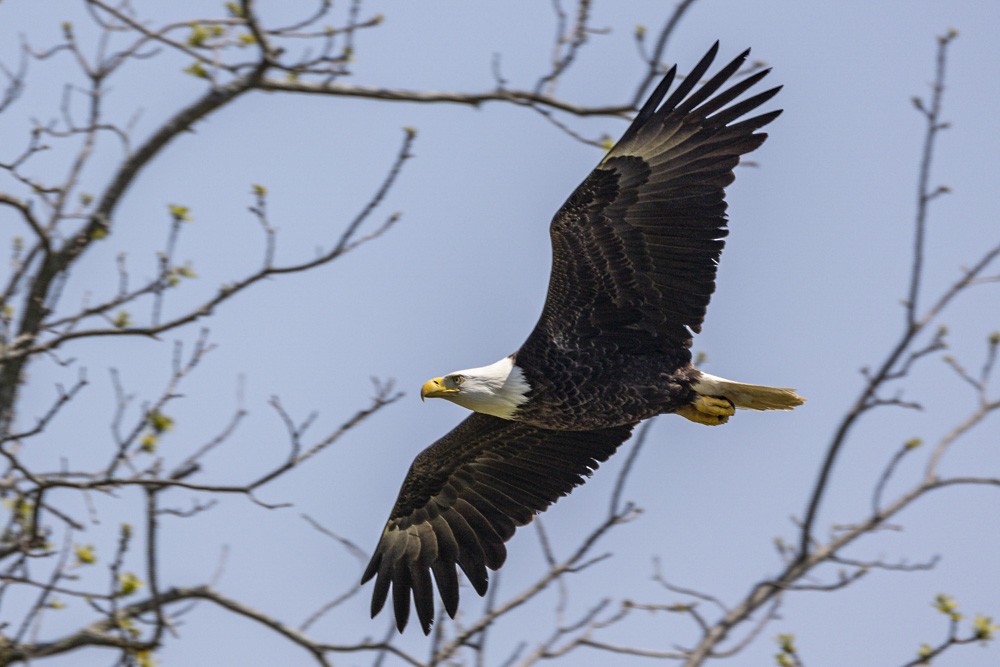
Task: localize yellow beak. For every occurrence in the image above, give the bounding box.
[420,377,457,401]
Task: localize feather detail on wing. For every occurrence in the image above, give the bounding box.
[361,413,633,633]
[521,42,782,360]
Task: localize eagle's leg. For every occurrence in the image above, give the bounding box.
[675,395,735,426]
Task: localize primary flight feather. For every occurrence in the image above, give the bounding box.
[362,42,804,634]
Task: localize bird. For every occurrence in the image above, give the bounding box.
[361,42,804,634]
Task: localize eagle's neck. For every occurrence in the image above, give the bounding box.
[451,355,531,419]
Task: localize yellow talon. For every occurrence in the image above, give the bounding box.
[675,395,735,426]
[696,395,735,416]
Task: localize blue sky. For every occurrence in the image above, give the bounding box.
[2,1,999,665]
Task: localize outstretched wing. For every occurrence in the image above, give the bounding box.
[521,43,781,360]
[361,413,633,633]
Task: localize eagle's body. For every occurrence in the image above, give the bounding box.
[362,43,804,634]
[498,349,696,430]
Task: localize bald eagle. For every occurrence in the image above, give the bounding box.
[362,43,804,634]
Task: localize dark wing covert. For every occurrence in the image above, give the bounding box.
[361,413,633,633]
[521,42,782,359]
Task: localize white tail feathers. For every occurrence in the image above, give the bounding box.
[693,372,805,411]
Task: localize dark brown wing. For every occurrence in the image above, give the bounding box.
[361,413,633,634]
[520,43,781,359]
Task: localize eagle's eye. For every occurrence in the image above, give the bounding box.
[450,374,465,386]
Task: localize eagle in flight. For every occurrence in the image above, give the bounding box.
[362,43,804,634]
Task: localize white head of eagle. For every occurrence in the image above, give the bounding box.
[420,355,530,419]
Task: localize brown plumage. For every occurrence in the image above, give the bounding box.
[362,42,801,634]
